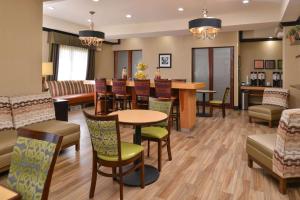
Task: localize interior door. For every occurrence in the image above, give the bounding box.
[114,50,142,79]
[192,47,234,107]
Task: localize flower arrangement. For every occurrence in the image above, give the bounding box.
[134,63,148,80]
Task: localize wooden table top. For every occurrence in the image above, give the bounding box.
[109,109,167,126]
[84,80,205,90]
[0,185,21,200]
[240,86,269,91]
[196,90,216,93]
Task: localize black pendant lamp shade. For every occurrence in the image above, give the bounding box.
[189,17,221,30]
[79,30,105,40]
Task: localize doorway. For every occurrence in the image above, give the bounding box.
[114,50,142,79]
[192,47,234,107]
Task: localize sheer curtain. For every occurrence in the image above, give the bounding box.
[57,45,88,80]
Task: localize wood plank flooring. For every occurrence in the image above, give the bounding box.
[1,109,300,200]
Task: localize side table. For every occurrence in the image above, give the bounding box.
[53,99,69,121]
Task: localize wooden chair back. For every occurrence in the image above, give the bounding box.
[222,87,230,104]
[172,79,186,82]
[134,79,150,97]
[83,111,122,163]
[112,79,127,96]
[7,128,62,200]
[154,79,172,99]
[95,78,108,94]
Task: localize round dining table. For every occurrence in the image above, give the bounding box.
[109,109,168,187]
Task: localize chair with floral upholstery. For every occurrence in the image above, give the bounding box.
[83,111,145,200]
[141,98,172,171]
[246,109,300,194]
[249,88,289,127]
[6,128,62,200]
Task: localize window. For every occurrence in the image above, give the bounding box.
[57,45,88,80]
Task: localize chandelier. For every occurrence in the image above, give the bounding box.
[79,11,105,50]
[188,9,221,40]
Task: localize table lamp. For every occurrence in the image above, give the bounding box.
[42,62,53,91]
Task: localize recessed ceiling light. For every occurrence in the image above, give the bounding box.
[92,0,99,2]
[126,14,132,19]
[87,19,92,22]
[47,6,55,10]
[269,36,273,39]
[242,0,250,4]
[178,7,184,12]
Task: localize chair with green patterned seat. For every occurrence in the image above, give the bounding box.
[83,111,144,200]
[141,98,172,171]
[209,87,230,118]
[6,128,63,200]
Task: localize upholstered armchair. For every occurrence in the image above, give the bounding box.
[246,109,300,194]
[249,88,289,127]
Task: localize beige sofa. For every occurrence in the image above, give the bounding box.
[0,92,80,173]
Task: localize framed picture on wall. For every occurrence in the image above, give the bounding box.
[277,59,282,70]
[254,59,264,69]
[265,60,276,69]
[159,53,172,68]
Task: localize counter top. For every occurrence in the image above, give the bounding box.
[85,80,205,90]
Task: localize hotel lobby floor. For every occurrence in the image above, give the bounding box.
[1,109,300,200]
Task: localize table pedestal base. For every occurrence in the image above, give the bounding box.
[122,165,160,187]
[197,113,212,117]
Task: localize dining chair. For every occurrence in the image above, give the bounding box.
[141,98,172,171]
[112,79,131,110]
[6,128,62,200]
[95,78,113,115]
[134,79,150,109]
[154,79,180,130]
[83,111,145,200]
[209,87,230,118]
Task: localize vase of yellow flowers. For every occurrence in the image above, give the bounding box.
[134,63,148,80]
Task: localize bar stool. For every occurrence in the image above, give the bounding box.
[171,79,186,131]
[154,79,180,130]
[112,79,131,110]
[95,78,113,115]
[134,79,150,109]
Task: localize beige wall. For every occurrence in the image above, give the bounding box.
[240,41,282,85]
[42,31,49,62]
[283,27,300,108]
[0,0,42,96]
[95,44,114,79]
[112,32,240,106]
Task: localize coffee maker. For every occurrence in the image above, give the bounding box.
[258,72,266,86]
[250,72,258,86]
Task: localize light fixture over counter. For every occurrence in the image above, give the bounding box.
[188,9,222,40]
[79,11,105,50]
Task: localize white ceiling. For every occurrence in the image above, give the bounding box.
[43,0,300,39]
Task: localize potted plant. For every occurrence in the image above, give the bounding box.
[134,63,148,80]
[287,27,297,44]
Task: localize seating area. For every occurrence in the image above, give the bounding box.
[1,1,300,200]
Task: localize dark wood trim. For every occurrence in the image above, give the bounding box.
[114,51,118,78]
[281,16,300,27]
[239,31,282,42]
[128,50,133,78]
[208,48,214,101]
[42,27,121,45]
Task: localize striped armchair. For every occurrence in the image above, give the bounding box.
[246,109,300,194]
[46,80,94,106]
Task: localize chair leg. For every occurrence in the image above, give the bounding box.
[119,166,124,200]
[158,140,162,171]
[75,142,80,151]
[147,140,150,157]
[210,106,213,116]
[89,156,98,198]
[222,105,226,118]
[279,178,287,194]
[248,156,253,168]
[167,136,172,161]
[249,117,252,123]
[176,105,180,131]
[269,121,272,128]
[95,98,98,115]
[112,167,117,181]
[140,152,145,189]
